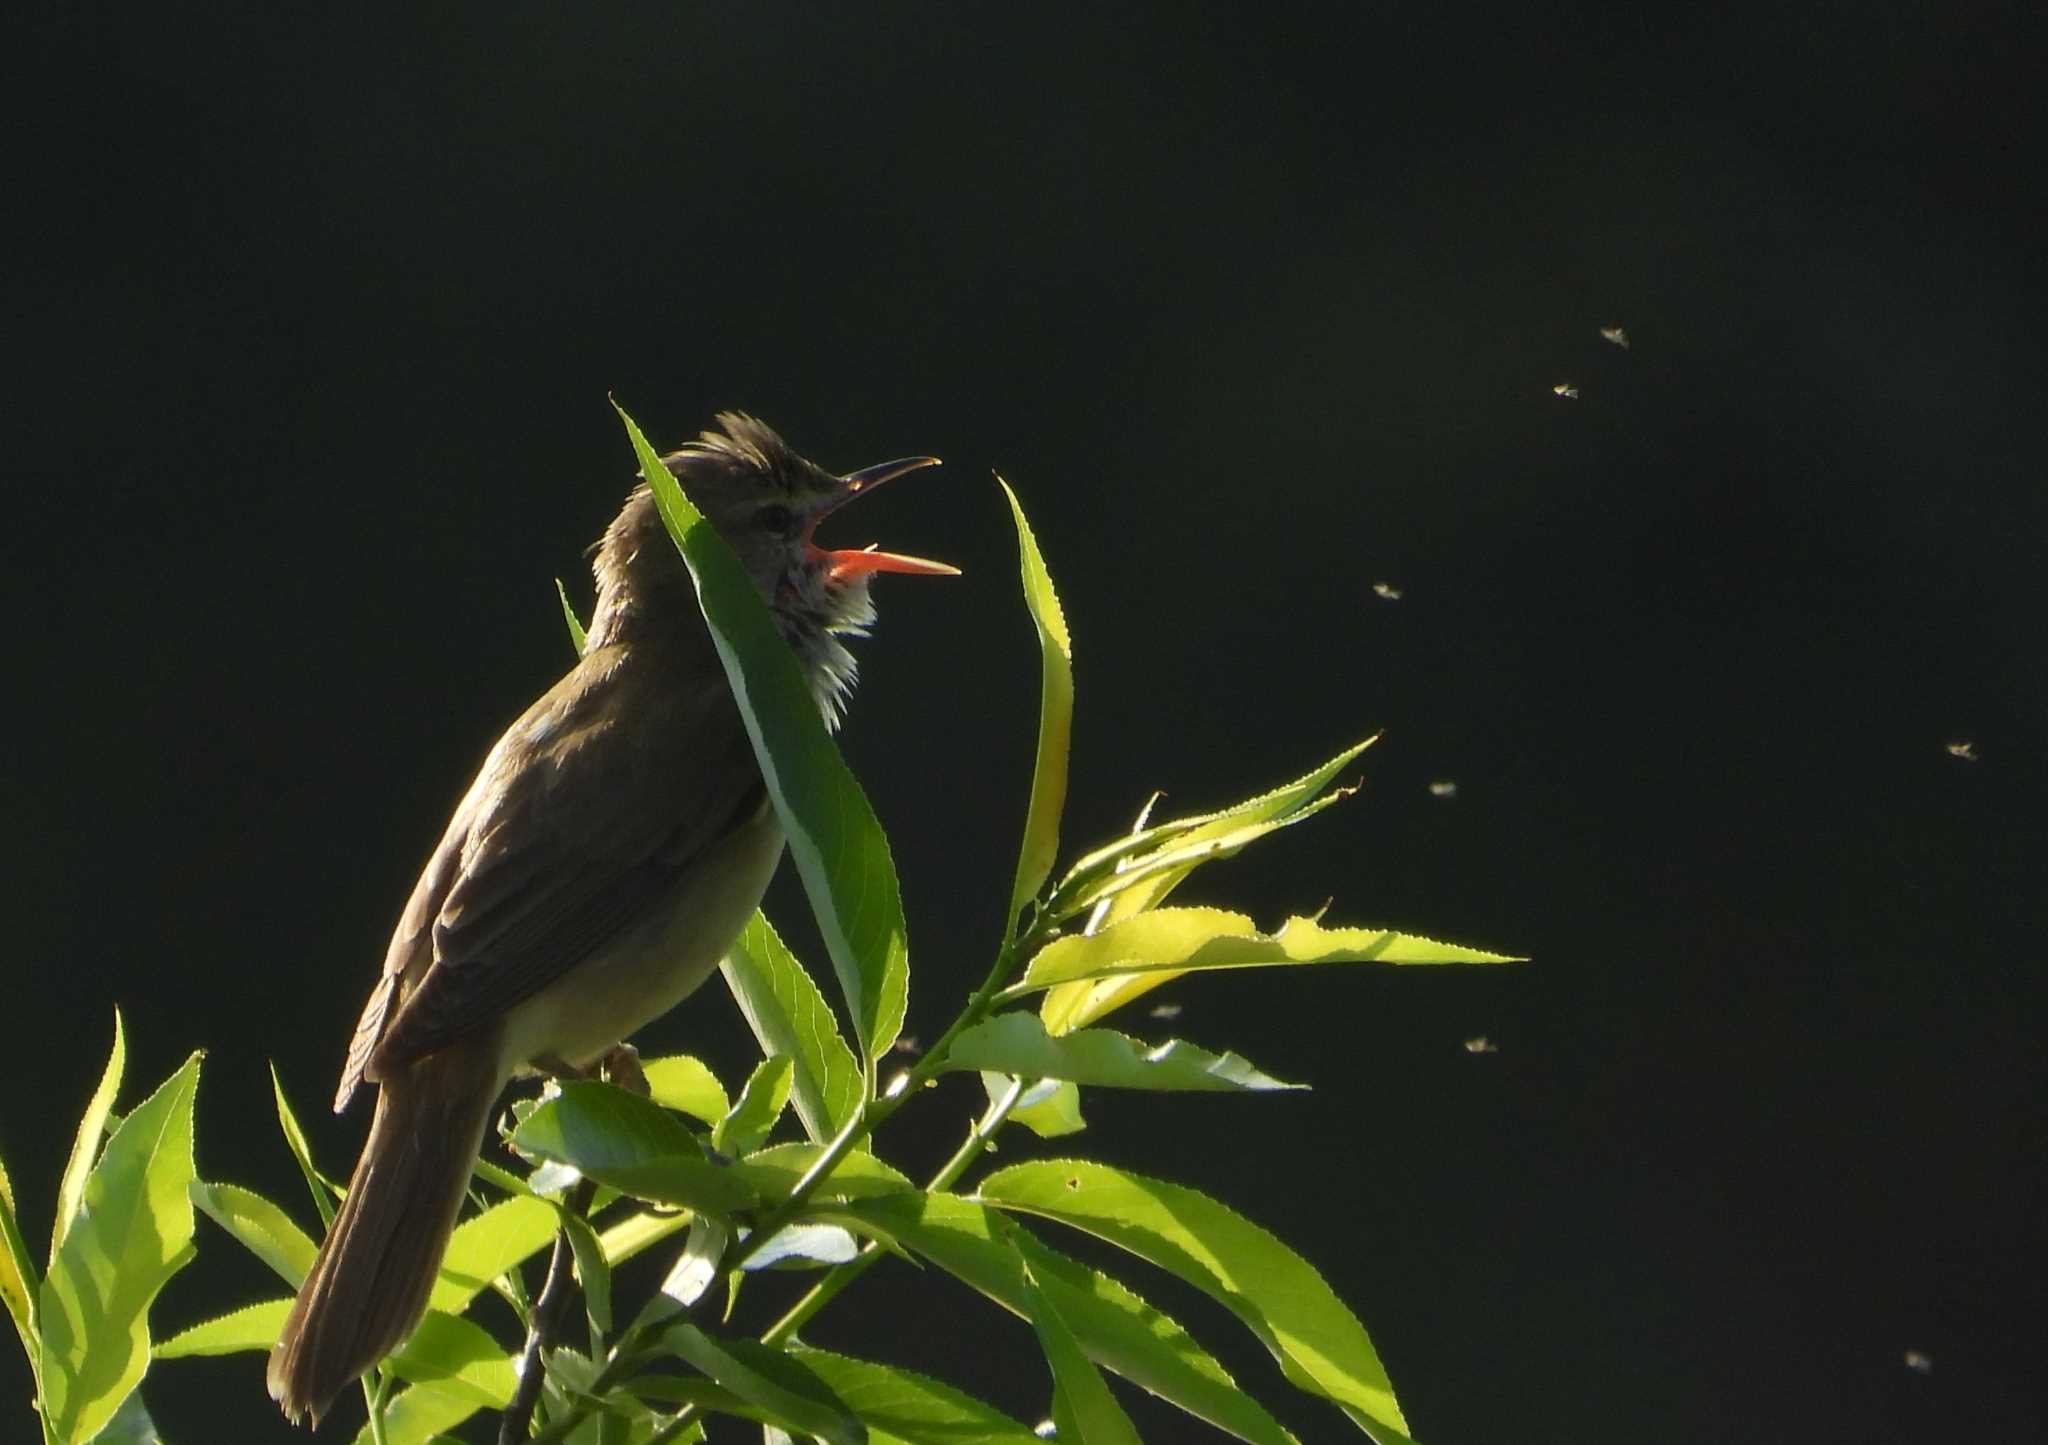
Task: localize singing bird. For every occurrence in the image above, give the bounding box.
[267,414,953,1424]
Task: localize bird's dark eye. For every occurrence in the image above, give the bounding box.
[754,503,798,537]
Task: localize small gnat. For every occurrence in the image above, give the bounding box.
[1148,1002,1183,1020]
[1428,780,1459,798]
[1944,739,1978,762]
[1600,325,1630,349]
[1372,581,1404,601]
[1903,1350,1933,1375]
[1552,382,1579,399]
[1463,1035,1499,1054]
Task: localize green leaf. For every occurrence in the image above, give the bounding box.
[714,1056,793,1157]
[38,1051,202,1444]
[595,1208,692,1269]
[351,1380,484,1445]
[52,1009,125,1265]
[1344,1406,1424,1445]
[557,1206,613,1339]
[982,1074,1088,1139]
[660,1324,863,1445]
[388,1309,517,1407]
[720,911,865,1146]
[978,1159,1407,1434]
[618,400,911,1062]
[189,1181,317,1285]
[1046,734,1380,930]
[729,1143,914,1206]
[85,1387,163,1444]
[639,1054,731,1126]
[744,1221,862,1270]
[998,478,1075,925]
[822,1192,1297,1445]
[628,1374,786,1433]
[638,1214,730,1328]
[270,1064,339,1228]
[1034,907,1520,1036]
[428,1193,561,1312]
[1030,907,1521,989]
[949,1014,1304,1092]
[154,1298,291,1358]
[780,1345,1041,1444]
[1015,1236,1142,1445]
[1,1148,39,1358]
[508,1082,759,1214]
[556,576,589,654]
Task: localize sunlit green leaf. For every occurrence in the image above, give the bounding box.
[822,1192,1297,1445]
[270,1064,339,1228]
[720,911,865,1146]
[0,1149,39,1358]
[979,1159,1407,1434]
[730,1143,914,1206]
[618,400,910,1062]
[509,1082,758,1214]
[86,1387,163,1444]
[638,1214,730,1330]
[1344,1406,1424,1445]
[38,1051,201,1444]
[471,1156,536,1197]
[714,1056,793,1157]
[1034,907,1519,1035]
[999,478,1075,925]
[949,1014,1303,1092]
[428,1193,561,1313]
[556,576,589,654]
[52,1010,125,1264]
[596,1208,692,1269]
[1015,1235,1142,1445]
[640,1054,730,1126]
[350,1379,483,1445]
[388,1309,517,1407]
[780,1345,1041,1444]
[982,1074,1088,1139]
[661,1324,862,1445]
[154,1298,291,1358]
[743,1222,861,1271]
[189,1181,317,1286]
[1045,735,1379,931]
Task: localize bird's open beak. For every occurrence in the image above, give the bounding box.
[813,455,960,580]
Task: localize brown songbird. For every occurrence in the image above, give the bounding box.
[267,414,952,1424]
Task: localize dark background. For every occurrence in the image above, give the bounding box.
[5,3,2042,1441]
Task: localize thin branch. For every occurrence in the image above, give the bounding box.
[499,1178,599,1444]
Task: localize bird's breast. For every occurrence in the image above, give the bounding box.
[497,797,785,1075]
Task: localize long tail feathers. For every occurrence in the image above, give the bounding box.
[267,1037,502,1427]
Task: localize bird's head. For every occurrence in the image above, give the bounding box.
[591,412,954,722]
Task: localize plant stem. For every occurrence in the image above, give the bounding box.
[363,1369,391,1445]
[523,928,1050,1445]
[760,1072,1028,1348]
[501,1179,598,1443]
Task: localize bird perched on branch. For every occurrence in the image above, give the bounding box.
[268,413,952,1425]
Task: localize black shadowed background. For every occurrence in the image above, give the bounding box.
[5,4,2042,1441]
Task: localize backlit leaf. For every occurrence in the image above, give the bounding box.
[979,1159,1407,1434]
[1032,907,1519,1035]
[950,1014,1303,1092]
[720,911,865,1146]
[618,401,910,1062]
[999,478,1075,924]
[38,1052,201,1443]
